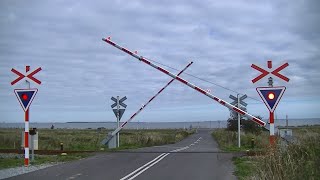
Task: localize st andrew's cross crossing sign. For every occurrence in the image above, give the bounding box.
[229,94,248,107]
[111,96,127,108]
[251,61,289,83]
[11,67,42,85]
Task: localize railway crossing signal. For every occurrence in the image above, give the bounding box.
[111,96,127,108]
[229,94,247,107]
[113,109,125,120]
[229,94,247,148]
[251,61,289,83]
[251,60,289,145]
[11,67,42,85]
[110,96,127,148]
[256,87,286,113]
[14,89,38,111]
[11,66,41,167]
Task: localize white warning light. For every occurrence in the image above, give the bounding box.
[268,92,275,100]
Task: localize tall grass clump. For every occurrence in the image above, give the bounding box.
[212,129,269,151]
[252,134,320,180]
[120,129,193,148]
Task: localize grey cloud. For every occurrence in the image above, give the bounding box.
[1,0,319,122]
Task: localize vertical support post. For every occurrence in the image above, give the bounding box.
[116,96,120,148]
[237,94,241,148]
[24,109,29,166]
[268,76,275,146]
[269,111,275,145]
[31,135,34,161]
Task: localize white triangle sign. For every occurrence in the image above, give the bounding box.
[14,89,38,111]
[256,86,286,112]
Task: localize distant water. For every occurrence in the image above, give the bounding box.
[1,118,319,129]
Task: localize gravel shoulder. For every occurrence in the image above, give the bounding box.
[0,162,62,179]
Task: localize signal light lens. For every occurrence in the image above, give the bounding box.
[22,94,28,100]
[268,92,275,100]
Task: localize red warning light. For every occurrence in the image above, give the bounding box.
[268,92,275,100]
[22,94,28,100]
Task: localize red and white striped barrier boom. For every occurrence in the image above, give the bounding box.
[102,37,266,127]
[102,61,193,144]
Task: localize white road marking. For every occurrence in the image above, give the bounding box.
[120,146,189,180]
[127,153,170,180]
[66,173,82,180]
[120,153,167,180]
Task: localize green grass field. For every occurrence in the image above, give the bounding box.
[0,128,194,169]
[0,128,194,151]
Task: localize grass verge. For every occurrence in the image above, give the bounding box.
[212,126,320,180]
[0,153,90,170]
[233,156,256,180]
[211,129,269,152]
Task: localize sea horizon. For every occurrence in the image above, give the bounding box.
[1,118,319,129]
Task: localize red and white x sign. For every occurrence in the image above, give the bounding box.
[11,66,42,85]
[251,60,289,83]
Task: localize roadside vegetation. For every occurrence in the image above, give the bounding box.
[212,125,320,180]
[0,128,194,151]
[0,128,194,169]
[0,153,90,170]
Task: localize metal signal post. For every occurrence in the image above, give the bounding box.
[102,37,266,127]
[252,60,288,145]
[11,66,41,166]
[230,94,247,148]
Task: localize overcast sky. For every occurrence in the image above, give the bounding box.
[1,0,320,123]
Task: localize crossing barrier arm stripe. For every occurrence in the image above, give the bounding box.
[102,37,266,127]
[110,62,193,137]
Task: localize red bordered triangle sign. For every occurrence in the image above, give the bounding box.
[256,86,286,112]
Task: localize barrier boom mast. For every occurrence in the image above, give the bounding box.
[102,37,266,127]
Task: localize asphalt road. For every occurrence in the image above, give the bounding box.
[7,129,237,180]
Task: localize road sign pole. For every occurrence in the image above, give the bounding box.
[117,96,120,148]
[268,76,275,146]
[24,109,29,166]
[237,94,241,148]
[269,111,275,145]
[11,66,41,166]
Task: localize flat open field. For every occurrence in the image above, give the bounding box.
[0,128,194,169]
[0,128,194,151]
